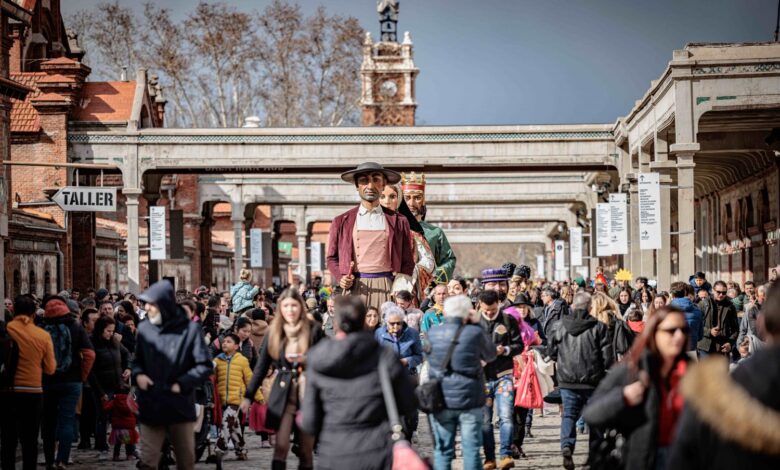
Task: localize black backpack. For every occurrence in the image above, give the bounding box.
[0,323,19,391]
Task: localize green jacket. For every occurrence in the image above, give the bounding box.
[420,221,456,283]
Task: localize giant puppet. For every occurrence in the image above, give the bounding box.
[400,172,456,284]
[326,162,414,308]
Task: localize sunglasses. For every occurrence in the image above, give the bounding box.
[714,290,727,295]
[659,326,689,335]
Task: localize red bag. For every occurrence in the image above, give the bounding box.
[248,402,275,434]
[515,352,543,409]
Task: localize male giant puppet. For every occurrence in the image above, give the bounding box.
[327,162,414,308]
[401,172,456,283]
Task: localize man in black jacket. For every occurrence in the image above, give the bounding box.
[133,281,212,470]
[477,289,523,470]
[547,292,613,470]
[697,280,739,357]
[540,287,569,339]
[668,281,780,470]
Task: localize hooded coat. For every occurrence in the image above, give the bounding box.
[41,298,94,385]
[547,308,613,389]
[669,297,704,350]
[300,331,416,470]
[667,348,780,470]
[132,281,212,425]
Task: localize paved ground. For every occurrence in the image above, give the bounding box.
[54,406,588,469]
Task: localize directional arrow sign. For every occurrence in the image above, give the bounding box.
[52,187,117,212]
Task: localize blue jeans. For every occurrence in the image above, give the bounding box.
[560,388,600,452]
[431,407,482,470]
[43,382,82,465]
[482,376,514,461]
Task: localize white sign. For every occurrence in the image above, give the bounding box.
[149,206,166,260]
[596,203,612,257]
[638,172,662,250]
[250,229,263,267]
[52,187,117,212]
[570,226,583,267]
[536,254,545,278]
[609,193,628,255]
[554,240,565,272]
[310,242,323,271]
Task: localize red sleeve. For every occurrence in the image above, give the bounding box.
[326,216,341,279]
[80,349,96,382]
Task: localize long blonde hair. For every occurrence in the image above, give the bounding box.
[267,288,311,360]
[560,285,574,305]
[590,292,622,324]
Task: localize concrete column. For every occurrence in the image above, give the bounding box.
[628,183,641,274]
[297,232,309,284]
[657,174,672,291]
[124,189,142,294]
[232,219,244,283]
[199,212,214,289]
[675,151,697,279]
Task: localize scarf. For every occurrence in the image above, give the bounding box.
[283,321,304,356]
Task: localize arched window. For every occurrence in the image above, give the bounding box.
[13,270,20,297]
[28,270,36,296]
[44,271,51,296]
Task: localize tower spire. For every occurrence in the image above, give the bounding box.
[377,0,399,42]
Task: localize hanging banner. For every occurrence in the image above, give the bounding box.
[638,172,662,250]
[554,240,565,272]
[149,206,166,260]
[536,254,545,278]
[596,203,612,257]
[609,193,629,255]
[570,226,583,267]
[310,241,323,271]
[250,229,263,267]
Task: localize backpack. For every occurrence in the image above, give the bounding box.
[44,323,73,374]
[0,324,19,390]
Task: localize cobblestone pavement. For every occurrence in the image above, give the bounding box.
[63,406,587,469]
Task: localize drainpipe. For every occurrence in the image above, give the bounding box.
[55,241,64,292]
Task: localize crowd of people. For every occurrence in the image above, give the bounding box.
[1,264,780,470]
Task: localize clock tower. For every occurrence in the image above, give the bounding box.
[361,1,418,126]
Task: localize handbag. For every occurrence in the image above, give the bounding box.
[264,367,292,431]
[414,323,465,414]
[515,351,543,409]
[378,352,428,470]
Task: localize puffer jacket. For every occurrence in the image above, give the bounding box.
[230,281,259,314]
[375,324,423,374]
[426,317,497,410]
[133,281,212,425]
[213,352,261,405]
[89,335,130,398]
[547,308,613,389]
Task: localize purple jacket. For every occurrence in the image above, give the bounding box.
[326,205,414,280]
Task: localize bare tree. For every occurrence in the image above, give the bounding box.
[67,0,364,128]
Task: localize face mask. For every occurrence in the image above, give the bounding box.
[149,313,162,326]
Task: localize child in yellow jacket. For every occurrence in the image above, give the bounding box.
[213,333,262,461]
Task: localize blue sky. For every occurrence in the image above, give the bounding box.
[64,0,777,125]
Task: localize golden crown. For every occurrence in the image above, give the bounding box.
[400,172,426,191]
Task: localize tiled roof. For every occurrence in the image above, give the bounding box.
[72,81,136,123]
[9,72,45,133]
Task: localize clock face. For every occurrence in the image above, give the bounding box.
[380,80,398,98]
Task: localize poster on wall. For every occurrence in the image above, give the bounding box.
[609,193,628,255]
[250,229,263,267]
[596,203,612,257]
[570,226,583,267]
[310,242,323,271]
[638,172,662,250]
[554,240,565,272]
[149,206,166,260]
[536,254,545,278]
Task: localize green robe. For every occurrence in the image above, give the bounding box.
[420,220,456,283]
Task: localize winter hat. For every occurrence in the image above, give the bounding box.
[96,288,110,301]
[44,298,70,318]
[66,299,81,315]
